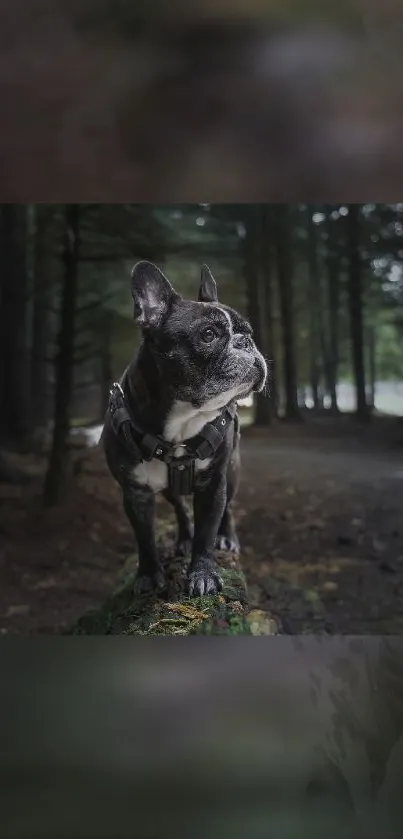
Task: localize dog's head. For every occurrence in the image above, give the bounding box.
[131,260,267,407]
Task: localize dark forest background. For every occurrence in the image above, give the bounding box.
[2,202,403,636]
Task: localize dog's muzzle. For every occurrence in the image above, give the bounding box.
[253,353,268,392]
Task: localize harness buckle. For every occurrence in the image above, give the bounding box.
[141,434,163,461]
[110,381,124,398]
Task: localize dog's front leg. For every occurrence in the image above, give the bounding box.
[122,482,164,594]
[187,473,226,597]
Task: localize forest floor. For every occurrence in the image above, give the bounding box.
[1,414,403,634]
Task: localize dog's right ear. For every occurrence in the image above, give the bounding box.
[198,265,218,303]
[131,261,181,329]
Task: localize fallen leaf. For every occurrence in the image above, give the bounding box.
[231,601,244,614]
[32,577,57,590]
[322,581,338,592]
[331,558,363,568]
[165,603,209,621]
[304,590,320,603]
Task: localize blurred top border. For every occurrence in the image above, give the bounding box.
[1,1,403,202]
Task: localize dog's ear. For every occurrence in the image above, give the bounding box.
[198,264,218,303]
[131,261,181,329]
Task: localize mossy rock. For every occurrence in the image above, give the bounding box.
[69,548,279,636]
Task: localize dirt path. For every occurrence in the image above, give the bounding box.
[237,424,403,634]
[1,418,403,634]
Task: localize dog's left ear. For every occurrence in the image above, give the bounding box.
[198,264,218,303]
[131,261,181,329]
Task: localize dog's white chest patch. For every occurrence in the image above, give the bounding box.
[132,459,169,493]
[131,390,240,494]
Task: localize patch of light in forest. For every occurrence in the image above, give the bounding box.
[372,257,388,273]
[312,212,324,224]
[171,210,182,220]
[238,395,253,407]
[236,222,246,239]
[71,425,103,447]
[388,263,402,283]
[339,206,348,216]
[362,204,376,216]
[196,217,206,227]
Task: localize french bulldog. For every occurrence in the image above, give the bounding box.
[102,260,267,597]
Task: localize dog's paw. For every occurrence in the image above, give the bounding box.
[187,566,223,597]
[215,533,240,554]
[134,568,165,595]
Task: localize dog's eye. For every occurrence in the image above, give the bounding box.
[200,327,217,343]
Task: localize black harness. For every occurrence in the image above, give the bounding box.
[108,377,239,496]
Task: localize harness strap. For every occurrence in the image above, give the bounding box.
[108,377,237,467]
[187,403,237,460]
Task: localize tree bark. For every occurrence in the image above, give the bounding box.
[44,205,80,505]
[272,205,300,421]
[367,325,376,410]
[306,205,321,409]
[0,205,30,445]
[30,205,53,429]
[260,204,278,419]
[242,205,272,426]
[325,210,340,413]
[100,309,113,420]
[347,204,368,421]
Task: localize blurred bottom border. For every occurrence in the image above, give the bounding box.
[1,636,403,839]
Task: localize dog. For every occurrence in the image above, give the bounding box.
[102,260,267,597]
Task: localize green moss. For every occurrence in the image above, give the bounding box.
[68,520,278,635]
[69,546,269,635]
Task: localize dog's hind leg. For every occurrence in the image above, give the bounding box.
[163,489,193,557]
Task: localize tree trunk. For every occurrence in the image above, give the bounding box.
[306,205,321,410]
[325,210,340,413]
[347,204,368,421]
[272,205,300,421]
[44,205,80,505]
[242,205,272,426]
[367,325,376,410]
[0,205,30,445]
[260,204,278,419]
[30,205,53,430]
[100,309,113,420]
